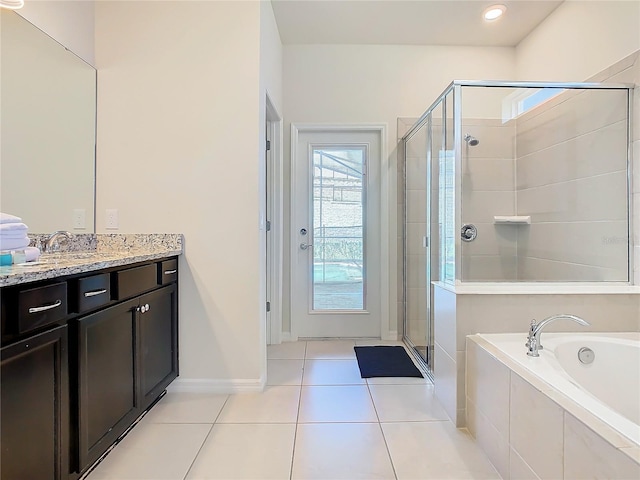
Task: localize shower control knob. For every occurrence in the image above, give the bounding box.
[461,224,477,242]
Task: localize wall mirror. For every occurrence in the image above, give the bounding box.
[0,10,96,233]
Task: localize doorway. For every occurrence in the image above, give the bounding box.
[291,126,386,338]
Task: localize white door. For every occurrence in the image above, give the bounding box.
[292,127,382,338]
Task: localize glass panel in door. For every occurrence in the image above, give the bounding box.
[312,147,366,311]
[403,120,429,365]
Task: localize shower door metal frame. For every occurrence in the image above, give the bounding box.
[402,79,634,286]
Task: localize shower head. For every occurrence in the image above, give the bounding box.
[464,134,479,146]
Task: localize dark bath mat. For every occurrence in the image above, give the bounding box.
[354,346,423,378]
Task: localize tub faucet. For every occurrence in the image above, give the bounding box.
[43,230,73,253]
[526,314,590,357]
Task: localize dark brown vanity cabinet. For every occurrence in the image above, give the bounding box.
[76,297,139,471]
[0,256,179,480]
[76,282,178,471]
[1,324,69,480]
[137,283,178,411]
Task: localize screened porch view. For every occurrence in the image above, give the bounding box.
[312,147,366,310]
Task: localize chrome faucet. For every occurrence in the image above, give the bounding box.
[43,230,73,253]
[526,314,590,357]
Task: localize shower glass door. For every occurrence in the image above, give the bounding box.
[403,96,446,375]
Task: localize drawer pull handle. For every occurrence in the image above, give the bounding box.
[164,269,177,275]
[28,299,62,314]
[84,289,107,298]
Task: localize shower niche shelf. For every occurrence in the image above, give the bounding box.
[493,216,531,224]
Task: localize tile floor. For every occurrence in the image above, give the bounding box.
[85,340,500,480]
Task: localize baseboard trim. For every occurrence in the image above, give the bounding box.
[281,332,296,342]
[383,330,399,341]
[168,377,265,394]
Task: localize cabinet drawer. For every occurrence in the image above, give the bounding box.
[158,259,178,285]
[17,283,68,334]
[114,264,157,300]
[76,274,111,313]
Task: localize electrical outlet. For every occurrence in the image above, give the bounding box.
[105,209,119,230]
[73,209,86,229]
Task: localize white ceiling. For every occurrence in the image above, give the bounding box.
[271,0,564,47]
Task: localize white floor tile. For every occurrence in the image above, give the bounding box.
[267,359,304,385]
[140,392,228,424]
[298,385,378,423]
[185,424,296,480]
[291,423,396,480]
[369,384,449,422]
[85,342,505,480]
[268,341,307,360]
[87,423,211,480]
[302,359,366,385]
[382,421,501,479]
[216,386,301,424]
[305,340,356,359]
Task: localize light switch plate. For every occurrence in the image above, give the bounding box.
[73,209,86,229]
[105,209,119,229]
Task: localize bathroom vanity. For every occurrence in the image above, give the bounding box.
[0,234,182,480]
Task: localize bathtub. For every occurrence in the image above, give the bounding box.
[477,332,640,446]
[466,332,640,479]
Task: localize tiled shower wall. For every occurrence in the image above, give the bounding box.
[586,51,640,285]
[460,119,517,281]
[515,86,630,281]
[399,51,639,290]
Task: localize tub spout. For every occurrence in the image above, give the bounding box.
[526,314,590,357]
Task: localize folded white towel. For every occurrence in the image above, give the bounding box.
[24,246,41,262]
[0,223,29,238]
[0,233,31,241]
[0,213,23,224]
[0,236,30,251]
[0,222,28,233]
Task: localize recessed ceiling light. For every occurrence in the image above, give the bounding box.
[483,4,506,21]
[0,0,24,9]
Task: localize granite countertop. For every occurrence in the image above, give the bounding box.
[0,234,183,288]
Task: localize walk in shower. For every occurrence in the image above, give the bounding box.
[401,81,633,374]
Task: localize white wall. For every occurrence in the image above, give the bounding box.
[516,0,640,81]
[95,1,268,388]
[260,1,283,117]
[17,0,95,66]
[283,44,516,334]
[258,1,283,353]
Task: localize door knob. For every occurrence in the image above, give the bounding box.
[300,243,313,250]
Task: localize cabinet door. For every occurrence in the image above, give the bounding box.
[137,284,178,410]
[1,325,69,480]
[77,299,139,472]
